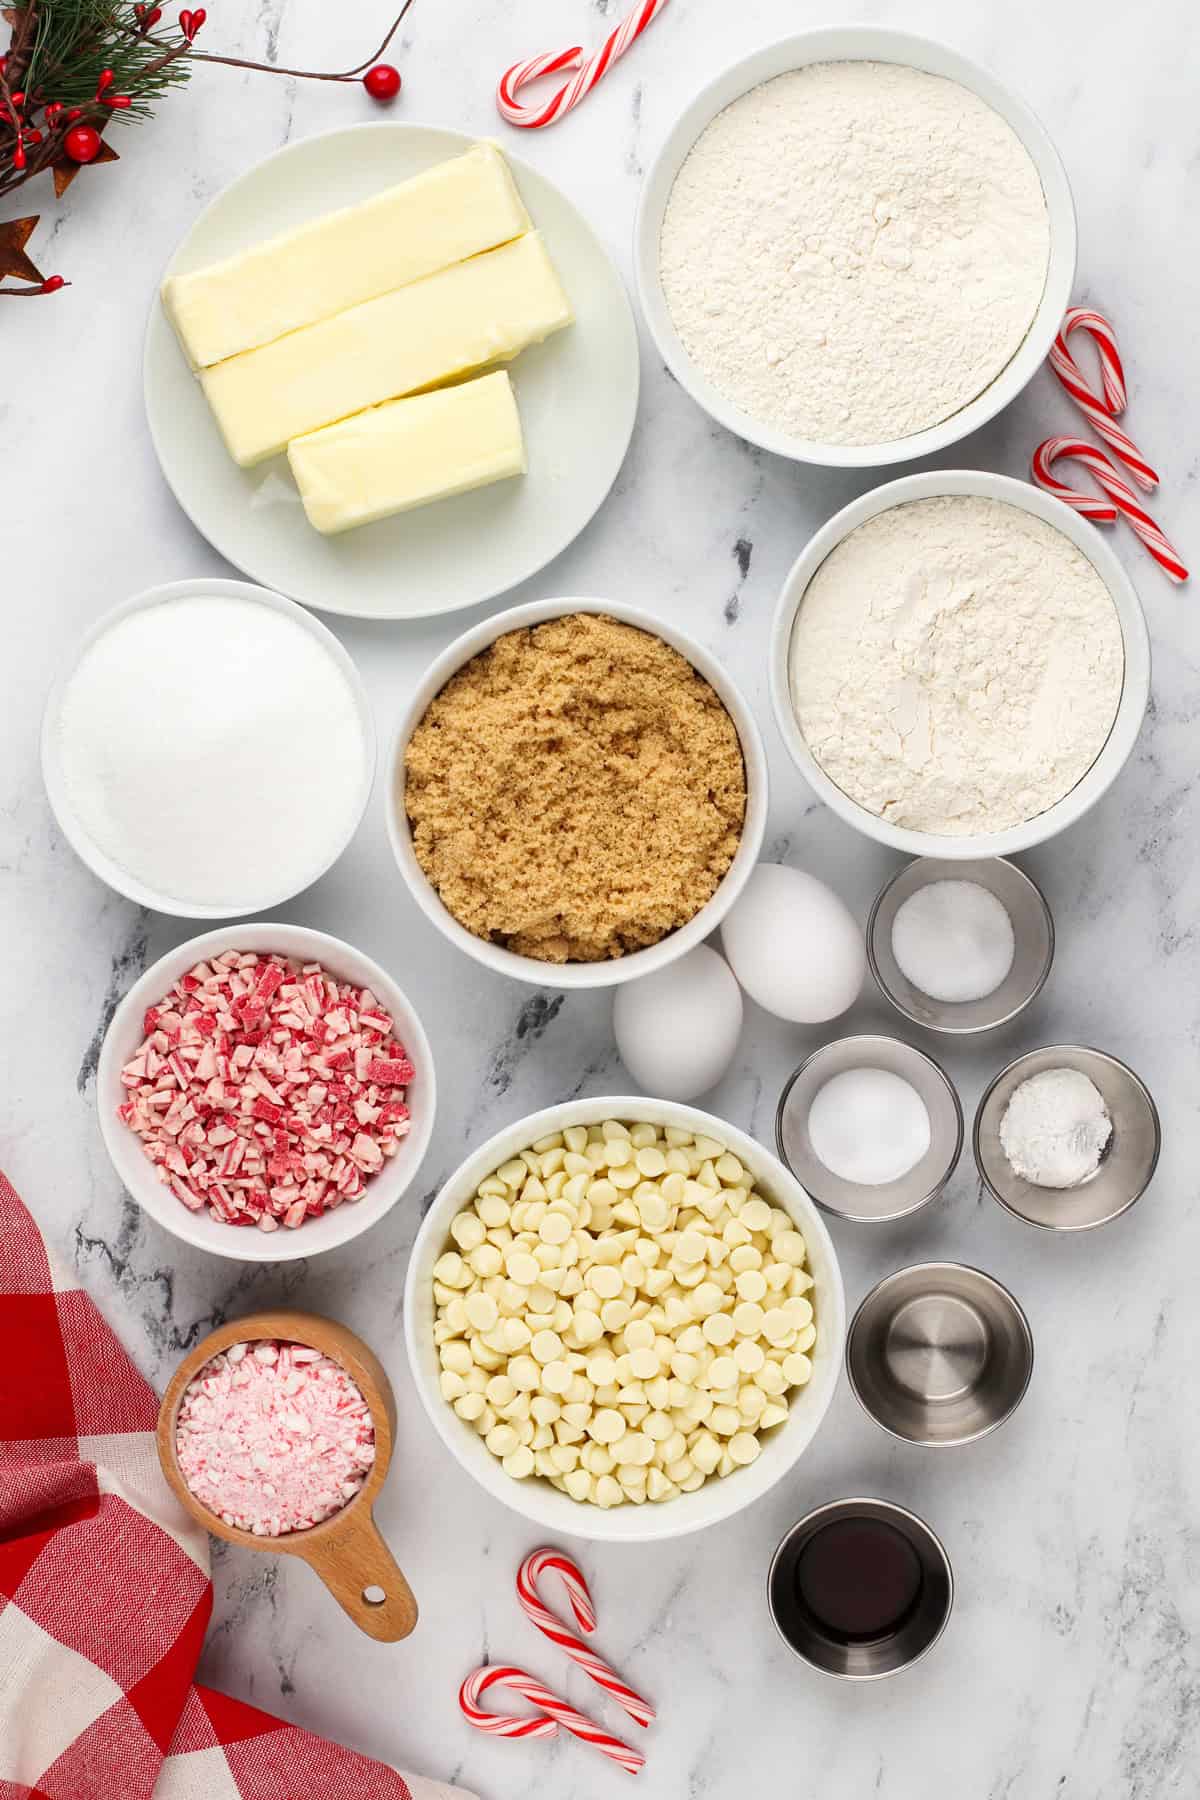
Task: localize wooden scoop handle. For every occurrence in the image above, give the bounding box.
[301,1505,418,1642]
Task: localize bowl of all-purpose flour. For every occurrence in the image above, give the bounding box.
[769,472,1150,859]
[42,578,375,916]
[635,29,1076,466]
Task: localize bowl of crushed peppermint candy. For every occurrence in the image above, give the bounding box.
[97,922,435,1261]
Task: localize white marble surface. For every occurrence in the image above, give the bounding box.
[4,0,1199,1794]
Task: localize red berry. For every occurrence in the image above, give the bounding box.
[96,68,115,96]
[64,124,102,164]
[363,63,402,102]
[40,276,67,295]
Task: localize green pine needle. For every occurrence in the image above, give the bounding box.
[12,0,192,123]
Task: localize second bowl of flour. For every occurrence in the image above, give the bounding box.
[769,471,1149,860]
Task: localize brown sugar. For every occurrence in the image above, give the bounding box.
[404,612,747,963]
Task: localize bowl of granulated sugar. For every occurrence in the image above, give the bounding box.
[42,577,375,917]
[635,28,1076,466]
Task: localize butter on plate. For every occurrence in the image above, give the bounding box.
[201,231,572,468]
[288,371,527,534]
[162,142,531,369]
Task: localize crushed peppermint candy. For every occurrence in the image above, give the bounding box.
[175,1340,375,1536]
[118,950,415,1230]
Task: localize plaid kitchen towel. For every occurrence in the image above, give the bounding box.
[0,1171,470,1800]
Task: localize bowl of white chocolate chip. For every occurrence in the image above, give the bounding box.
[404,1099,845,1541]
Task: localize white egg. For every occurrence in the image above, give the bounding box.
[613,945,743,1100]
[720,863,865,1023]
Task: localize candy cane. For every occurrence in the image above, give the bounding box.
[1032,436,1188,584]
[497,0,670,129]
[459,1665,646,1775]
[1048,308,1159,491]
[517,1548,655,1729]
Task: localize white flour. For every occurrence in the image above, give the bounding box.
[1000,1067,1112,1188]
[659,62,1050,445]
[789,498,1125,836]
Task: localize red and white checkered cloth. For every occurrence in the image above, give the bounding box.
[0,1171,471,1800]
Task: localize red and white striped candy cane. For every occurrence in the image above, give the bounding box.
[1048,308,1159,491]
[517,1547,656,1729]
[1032,436,1188,584]
[497,0,670,129]
[457,1663,558,1743]
[459,1664,646,1775]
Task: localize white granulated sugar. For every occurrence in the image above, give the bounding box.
[57,595,367,907]
[789,497,1125,837]
[658,62,1050,445]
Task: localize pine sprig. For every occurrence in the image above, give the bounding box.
[12,0,192,120]
[1,2,417,294]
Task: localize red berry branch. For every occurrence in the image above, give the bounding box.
[0,0,418,297]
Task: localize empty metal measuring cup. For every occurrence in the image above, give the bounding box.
[846,1262,1034,1447]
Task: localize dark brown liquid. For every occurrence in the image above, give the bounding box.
[794,1518,924,1642]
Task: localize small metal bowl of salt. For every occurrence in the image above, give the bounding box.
[974,1045,1161,1231]
[776,1036,964,1225]
[867,858,1054,1035]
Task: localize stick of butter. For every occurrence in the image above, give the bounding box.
[201,232,572,468]
[287,371,527,534]
[163,143,531,369]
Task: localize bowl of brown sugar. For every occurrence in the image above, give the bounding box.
[386,600,768,987]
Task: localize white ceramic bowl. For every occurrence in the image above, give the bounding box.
[385,598,768,989]
[769,471,1151,859]
[97,923,435,1262]
[635,27,1076,467]
[42,578,376,918]
[403,1097,845,1542]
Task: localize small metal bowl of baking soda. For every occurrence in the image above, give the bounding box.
[973,1045,1161,1231]
[846,1262,1034,1447]
[776,1035,963,1224]
[867,857,1054,1036]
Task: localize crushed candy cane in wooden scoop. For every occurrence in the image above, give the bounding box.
[175,1340,375,1536]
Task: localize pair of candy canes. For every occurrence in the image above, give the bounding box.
[1033,309,1187,583]
[460,1548,655,1776]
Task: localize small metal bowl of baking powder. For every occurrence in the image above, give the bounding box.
[867,857,1054,1035]
[776,1036,963,1224]
[846,1262,1034,1446]
[974,1044,1161,1231]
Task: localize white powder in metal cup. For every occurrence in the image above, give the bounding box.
[807,1067,931,1187]
[56,594,367,908]
[891,879,1016,1003]
[999,1067,1112,1189]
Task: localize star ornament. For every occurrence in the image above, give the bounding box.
[0,214,44,284]
[53,135,120,198]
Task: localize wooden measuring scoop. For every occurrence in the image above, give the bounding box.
[157,1308,417,1642]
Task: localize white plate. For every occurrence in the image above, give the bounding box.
[145,124,640,620]
[635,28,1076,467]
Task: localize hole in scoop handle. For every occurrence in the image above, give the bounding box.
[304,1507,418,1642]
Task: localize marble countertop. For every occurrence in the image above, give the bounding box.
[4,0,1198,1794]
